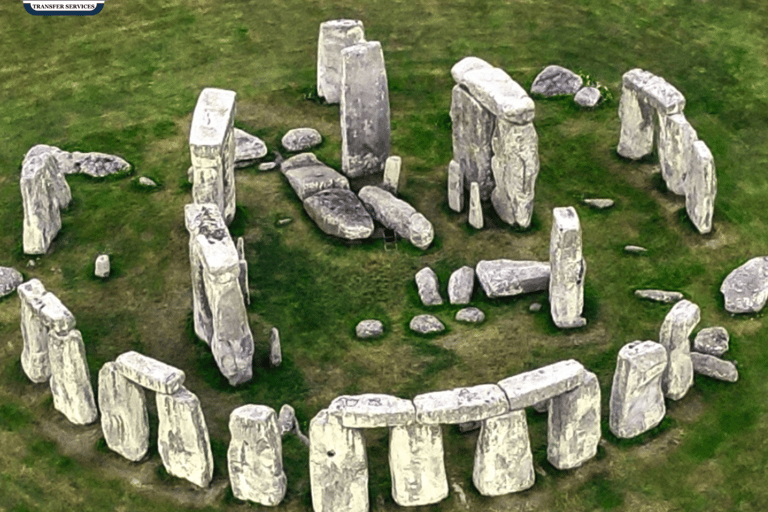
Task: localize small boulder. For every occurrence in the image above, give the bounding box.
[138,176,157,187]
[0,267,23,298]
[259,162,278,172]
[409,314,445,334]
[690,352,738,382]
[583,198,614,209]
[455,307,485,323]
[356,319,384,339]
[529,302,542,312]
[234,128,268,168]
[693,327,729,357]
[624,245,648,254]
[415,267,443,306]
[69,151,131,177]
[282,128,322,152]
[634,289,684,304]
[720,257,768,313]
[531,65,583,96]
[95,255,110,278]
[448,266,475,305]
[574,87,601,107]
[476,260,550,298]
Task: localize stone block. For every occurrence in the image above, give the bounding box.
[497,359,586,410]
[329,394,416,428]
[115,351,185,395]
[413,384,509,424]
[98,362,149,461]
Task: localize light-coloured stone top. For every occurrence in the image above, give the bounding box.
[38,292,76,334]
[189,88,237,148]
[280,153,324,173]
[320,19,364,30]
[457,66,535,124]
[622,69,685,115]
[413,384,509,424]
[115,351,186,395]
[17,278,46,306]
[450,56,493,83]
[553,206,580,232]
[184,203,239,276]
[617,340,668,374]
[230,404,276,427]
[497,359,585,409]
[328,393,415,428]
[341,40,383,63]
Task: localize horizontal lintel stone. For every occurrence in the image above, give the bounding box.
[413,384,509,424]
[115,351,186,395]
[328,393,415,428]
[497,359,586,410]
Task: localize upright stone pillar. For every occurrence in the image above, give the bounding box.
[389,422,448,506]
[472,409,534,496]
[382,155,402,195]
[450,84,495,199]
[490,119,539,228]
[657,113,697,195]
[447,160,464,212]
[468,182,483,229]
[236,236,250,306]
[340,41,391,177]
[685,140,716,235]
[617,86,655,159]
[549,206,587,328]
[98,362,150,461]
[18,279,50,383]
[48,328,98,425]
[547,371,600,469]
[21,149,69,255]
[317,20,366,104]
[659,299,699,400]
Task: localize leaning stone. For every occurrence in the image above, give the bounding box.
[450,86,495,199]
[468,182,483,229]
[693,327,729,357]
[549,207,587,329]
[415,267,443,306]
[448,266,474,305]
[38,292,76,335]
[659,299,699,400]
[531,65,583,96]
[389,422,448,506]
[355,319,384,339]
[624,245,648,254]
[18,279,50,383]
[114,351,185,395]
[490,118,539,228]
[282,128,323,152]
[358,186,434,250]
[690,353,738,382]
[234,128,268,168]
[657,113,697,195]
[609,340,667,438]
[309,409,368,512]
[497,359,586,410]
[270,327,282,367]
[547,371,600,469]
[409,314,445,334]
[0,267,23,298]
[95,254,110,278]
[450,56,493,84]
[303,189,374,240]
[457,66,535,124]
[381,155,402,194]
[21,149,67,254]
[317,20,366,104]
[455,307,485,323]
[617,85,655,160]
[475,259,550,298]
[228,405,287,506]
[48,329,98,425]
[574,86,601,107]
[583,198,614,209]
[329,394,416,428]
[634,289,684,303]
[340,41,390,177]
[138,176,157,187]
[413,384,509,424]
[622,68,686,115]
[284,160,350,201]
[685,140,716,235]
[447,159,464,212]
[721,257,768,313]
[472,409,534,496]
[156,387,214,488]
[98,362,149,461]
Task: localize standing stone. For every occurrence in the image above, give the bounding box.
[236,237,249,305]
[685,140,716,235]
[340,41,390,177]
[490,118,539,228]
[278,404,297,435]
[234,128,268,169]
[720,256,768,313]
[447,160,464,212]
[21,149,68,254]
[317,20,366,104]
[228,405,287,506]
[98,362,149,461]
[381,155,401,194]
[693,326,729,357]
[609,340,667,438]
[616,86,655,159]
[415,267,443,306]
[95,254,110,278]
[309,409,368,512]
[189,88,237,225]
[472,409,534,496]
[48,329,98,425]
[358,186,434,249]
[18,279,50,383]
[530,65,583,96]
[468,182,483,229]
[22,145,72,207]
[547,371,600,470]
[657,113,697,195]
[270,327,282,367]
[448,266,475,305]
[450,85,495,199]
[549,207,586,328]
[389,422,448,506]
[156,387,214,488]
[659,299,700,400]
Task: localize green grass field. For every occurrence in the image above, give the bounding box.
[1,0,768,510]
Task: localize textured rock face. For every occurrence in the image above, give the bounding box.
[574,87,601,107]
[475,259,550,298]
[39,292,76,335]
[228,405,287,506]
[634,289,684,304]
[530,65,583,96]
[472,409,534,496]
[622,68,686,115]
[358,186,434,249]
[413,384,509,424]
[468,182,484,229]
[609,340,667,438]
[98,362,149,461]
[617,86,655,159]
[415,267,443,306]
[455,307,485,323]
[21,149,67,254]
[448,266,475,305]
[490,118,539,228]
[282,128,322,152]
[189,88,237,225]
[18,279,50,383]
[340,41,390,177]
[685,140,716,235]
[0,267,23,298]
[329,394,415,428]
[450,85,495,199]
[657,113,697,195]
[720,257,768,313]
[270,327,282,367]
[382,155,401,194]
[454,63,535,124]
[450,56,493,83]
[309,409,369,512]
[693,326,729,356]
[156,387,214,488]
[389,423,448,506]
[317,20,366,104]
[659,299,700,400]
[283,158,350,201]
[497,359,586,410]
[22,146,72,208]
[409,314,445,334]
[94,254,110,278]
[447,160,464,212]
[583,198,614,209]
[48,329,98,425]
[355,319,384,339]
[114,351,185,395]
[547,371,600,469]
[303,189,374,240]
[549,207,587,328]
[26,144,130,178]
[236,237,249,306]
[234,128,268,168]
[690,352,738,382]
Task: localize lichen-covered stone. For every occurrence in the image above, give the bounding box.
[447,159,464,212]
[456,65,535,124]
[415,267,443,306]
[659,299,699,400]
[303,189,374,240]
[574,87,601,107]
[693,326,729,357]
[18,279,50,383]
[409,314,445,334]
[690,352,738,382]
[270,327,282,367]
[21,149,67,254]
[26,144,130,178]
[549,207,586,328]
[283,159,350,201]
[455,307,485,323]
[381,155,401,194]
[622,68,686,115]
[490,119,539,228]
[583,198,614,209]
[657,113,698,195]
[497,359,586,410]
[634,289,684,304]
[720,257,768,313]
[115,351,185,395]
[450,85,495,199]
[358,186,434,250]
[617,86,655,160]
[685,140,716,235]
[281,128,322,152]
[355,319,384,339]
[389,422,448,506]
[450,56,493,84]
[0,267,23,298]
[95,254,110,278]
[48,329,97,425]
[329,394,415,428]
[413,384,509,424]
[531,65,583,96]
[234,128,268,168]
[547,371,600,469]
[475,259,550,298]
[472,409,534,496]
[448,266,474,305]
[317,20,366,104]
[98,362,149,461]
[468,182,483,229]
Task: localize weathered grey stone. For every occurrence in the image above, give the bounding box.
[475,259,550,298]
[456,66,535,124]
[721,257,768,313]
[270,327,282,367]
[447,159,464,212]
[625,245,648,254]
[497,359,586,410]
[409,314,445,334]
[389,423,448,506]
[532,399,549,413]
[690,352,738,382]
[280,152,325,173]
[228,405,287,506]
[282,128,322,152]
[574,86,601,107]
[472,409,534,496]
[38,292,76,335]
[490,118,539,228]
[21,149,67,255]
[450,56,493,84]
[622,68,686,115]
[95,254,110,278]
[358,186,434,250]
[303,189,374,240]
[115,351,185,395]
[609,340,667,438]
[659,299,699,400]
[458,421,481,433]
[455,307,485,323]
[549,207,586,328]
[468,182,483,229]
[531,65,583,96]
[18,279,50,383]
[309,409,368,512]
[450,86,495,199]
[414,384,509,424]
[448,266,475,305]
[340,41,390,177]
[529,302,542,312]
[329,394,416,428]
[189,87,237,225]
[156,387,214,488]
[234,128,268,168]
[317,20,366,104]
[685,140,716,235]
[258,162,277,172]
[693,326,729,357]
[657,113,697,195]
[583,198,614,209]
[635,289,684,303]
[617,86,655,160]
[284,162,350,202]
[0,267,23,298]
[138,176,157,187]
[547,371,600,469]
[48,328,97,425]
[25,144,130,178]
[355,319,384,339]
[381,155,401,194]
[236,237,249,306]
[98,362,149,461]
[415,267,443,306]
[278,404,297,435]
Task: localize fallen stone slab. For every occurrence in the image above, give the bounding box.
[659,299,699,400]
[415,267,443,306]
[583,198,614,209]
[258,162,277,171]
[280,152,325,173]
[355,319,384,339]
[303,188,374,240]
[490,118,539,228]
[622,68,686,115]
[27,144,131,178]
[472,409,534,496]
[685,140,716,234]
[98,362,149,461]
[448,266,474,305]
[413,384,509,424]
[48,329,98,425]
[0,267,23,298]
[115,351,185,395]
[329,394,416,428]
[547,371,600,469]
[690,352,738,382]
[409,314,445,334]
[283,158,350,201]
[18,279,50,383]
[455,307,485,323]
[234,127,268,168]
[282,128,322,152]
[634,289,684,303]
[456,65,535,124]
[693,326,729,357]
[624,245,648,254]
[574,86,601,107]
[497,359,585,410]
[389,422,448,506]
[531,65,583,96]
[358,185,434,250]
[475,259,550,298]
[721,257,768,313]
[447,159,465,212]
[317,19,366,104]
